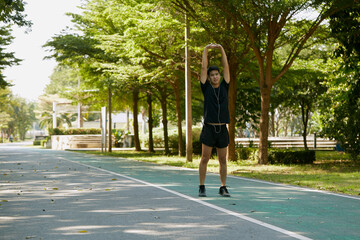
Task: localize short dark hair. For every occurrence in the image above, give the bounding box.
[207,65,220,76]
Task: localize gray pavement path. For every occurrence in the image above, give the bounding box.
[1,144,359,239]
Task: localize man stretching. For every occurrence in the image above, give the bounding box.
[198,43,231,197]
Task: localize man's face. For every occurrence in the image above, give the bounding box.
[209,70,221,86]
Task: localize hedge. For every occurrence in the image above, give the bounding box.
[49,128,101,135]
[268,149,315,164]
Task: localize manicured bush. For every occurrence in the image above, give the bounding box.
[268,149,315,165]
[33,140,41,145]
[49,128,101,135]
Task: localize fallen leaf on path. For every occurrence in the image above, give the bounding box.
[78,230,88,233]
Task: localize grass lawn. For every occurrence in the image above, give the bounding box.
[80,150,360,196]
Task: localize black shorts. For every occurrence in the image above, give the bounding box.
[200,123,229,148]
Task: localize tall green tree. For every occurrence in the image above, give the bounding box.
[320,4,360,159]
[0,0,31,88]
[8,96,36,140]
[0,25,20,88]
[319,58,360,159]
[0,86,12,141]
[274,59,327,148]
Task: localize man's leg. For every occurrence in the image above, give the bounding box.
[217,147,228,186]
[199,144,213,185]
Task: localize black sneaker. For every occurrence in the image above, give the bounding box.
[199,185,206,197]
[219,186,230,197]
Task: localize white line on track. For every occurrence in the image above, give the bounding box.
[228,175,360,201]
[59,156,312,240]
[170,160,360,201]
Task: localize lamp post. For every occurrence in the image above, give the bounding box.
[185,12,192,162]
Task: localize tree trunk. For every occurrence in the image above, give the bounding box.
[258,86,271,164]
[301,103,310,150]
[227,67,237,161]
[126,109,130,132]
[270,109,275,137]
[159,90,170,155]
[147,92,155,153]
[132,88,141,151]
[171,78,185,157]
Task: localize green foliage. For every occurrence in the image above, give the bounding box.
[141,126,202,152]
[112,129,129,146]
[235,76,261,131]
[44,65,78,95]
[236,147,259,161]
[272,59,328,141]
[0,0,31,88]
[44,0,359,164]
[7,96,36,140]
[33,140,41,146]
[49,128,101,135]
[330,4,360,70]
[0,25,20,88]
[268,150,315,165]
[0,0,32,27]
[40,139,47,147]
[320,77,360,160]
[319,5,360,160]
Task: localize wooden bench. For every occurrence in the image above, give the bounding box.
[235,137,337,150]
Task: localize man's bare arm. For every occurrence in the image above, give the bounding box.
[200,44,230,84]
[219,45,230,83]
[200,45,211,84]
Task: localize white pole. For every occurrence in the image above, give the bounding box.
[185,12,193,162]
[77,103,81,128]
[77,77,81,128]
[101,106,107,152]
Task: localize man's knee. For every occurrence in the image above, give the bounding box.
[218,157,227,166]
[200,156,210,165]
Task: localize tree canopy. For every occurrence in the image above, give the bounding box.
[40,0,360,161]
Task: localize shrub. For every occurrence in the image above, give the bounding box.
[41,140,47,146]
[33,140,41,145]
[49,128,101,135]
[268,149,315,165]
[236,147,259,161]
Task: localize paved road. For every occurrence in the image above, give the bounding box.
[0,143,359,239]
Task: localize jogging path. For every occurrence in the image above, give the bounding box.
[0,144,359,239]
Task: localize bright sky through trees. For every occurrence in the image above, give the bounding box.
[3,0,82,101]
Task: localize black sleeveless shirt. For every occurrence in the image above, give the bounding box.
[201,79,230,124]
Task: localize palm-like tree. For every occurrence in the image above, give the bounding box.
[39,112,76,130]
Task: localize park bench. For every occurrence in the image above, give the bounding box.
[34,135,48,141]
[235,137,337,150]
